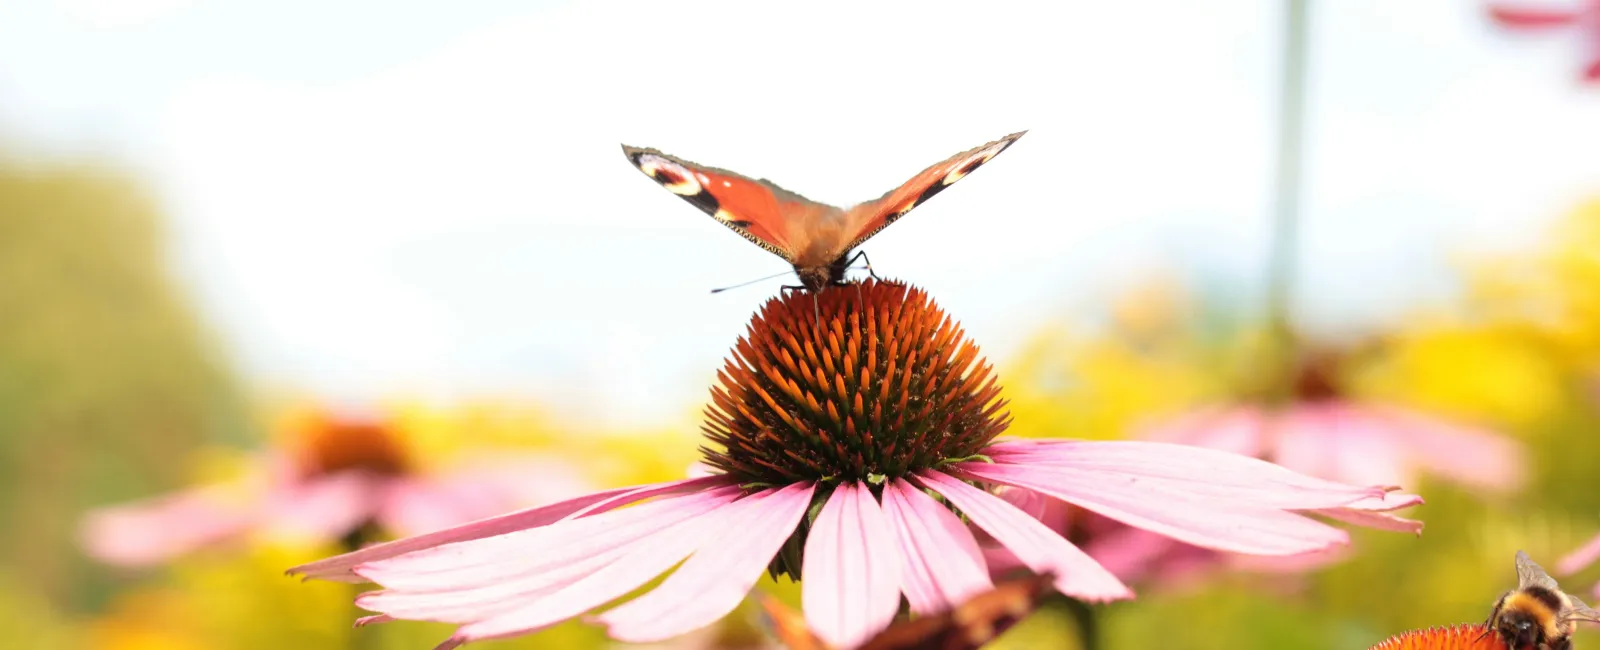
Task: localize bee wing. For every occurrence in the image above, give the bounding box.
[1516,550,1562,591]
[1562,594,1600,625]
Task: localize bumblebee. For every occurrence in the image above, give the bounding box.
[1483,550,1600,650]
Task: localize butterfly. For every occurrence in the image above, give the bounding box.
[756,573,1056,650]
[621,131,1027,292]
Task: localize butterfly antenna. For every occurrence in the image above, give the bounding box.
[710,269,799,294]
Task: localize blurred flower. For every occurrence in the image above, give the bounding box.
[291,281,1422,650]
[1143,346,1526,495]
[81,406,592,567]
[1488,0,1600,83]
[1366,623,1505,650]
[1559,531,1600,598]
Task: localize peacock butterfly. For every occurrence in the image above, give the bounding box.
[622,131,1027,292]
[756,572,1057,650]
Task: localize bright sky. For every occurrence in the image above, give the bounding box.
[1,0,1597,427]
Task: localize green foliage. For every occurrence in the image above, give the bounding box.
[0,161,252,612]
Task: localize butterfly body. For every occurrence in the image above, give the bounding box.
[623,131,1027,292]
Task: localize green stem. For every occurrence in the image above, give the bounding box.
[1267,0,1311,404]
[1063,597,1100,650]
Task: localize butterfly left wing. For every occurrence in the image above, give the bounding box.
[834,131,1027,255]
[622,144,841,264]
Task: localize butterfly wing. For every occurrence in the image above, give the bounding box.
[756,594,830,650]
[857,573,1055,650]
[1515,550,1562,591]
[834,131,1028,255]
[622,144,839,264]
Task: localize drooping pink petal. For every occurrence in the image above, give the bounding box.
[79,485,257,567]
[1310,509,1421,534]
[597,482,816,643]
[918,471,1131,602]
[357,485,743,593]
[957,461,1351,556]
[1559,532,1600,576]
[881,478,993,615]
[396,486,745,646]
[981,439,1385,508]
[261,470,383,543]
[798,483,901,649]
[289,475,727,582]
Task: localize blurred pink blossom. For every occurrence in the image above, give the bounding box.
[1558,530,1600,598]
[289,439,1420,650]
[80,410,591,567]
[1141,402,1525,495]
[1489,0,1600,82]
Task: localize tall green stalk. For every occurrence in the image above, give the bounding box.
[1267,0,1311,403]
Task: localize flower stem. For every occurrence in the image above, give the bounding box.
[1063,597,1100,650]
[1266,0,1311,403]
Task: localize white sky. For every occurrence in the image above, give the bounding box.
[1,0,1597,427]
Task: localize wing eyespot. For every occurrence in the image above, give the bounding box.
[636,154,705,196]
[941,143,1007,186]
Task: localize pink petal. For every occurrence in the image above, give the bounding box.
[357,485,742,593]
[799,483,901,649]
[437,487,749,645]
[1311,505,1424,535]
[978,439,1384,508]
[1489,4,1585,28]
[596,482,816,643]
[918,471,1131,602]
[1559,532,1600,576]
[958,461,1351,556]
[881,478,993,615]
[262,471,383,543]
[1288,405,1415,489]
[288,475,726,582]
[79,485,257,567]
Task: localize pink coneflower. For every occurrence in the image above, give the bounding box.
[1489,0,1600,83]
[1142,349,1525,496]
[289,281,1422,650]
[81,408,590,567]
[1559,531,1600,598]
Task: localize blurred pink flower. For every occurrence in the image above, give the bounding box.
[1142,402,1525,495]
[81,410,591,567]
[1141,348,1525,495]
[289,440,1421,650]
[1558,530,1600,598]
[1489,0,1600,82]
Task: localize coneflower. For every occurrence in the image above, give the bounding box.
[1366,624,1507,650]
[290,280,1422,650]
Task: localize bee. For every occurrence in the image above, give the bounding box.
[1482,550,1600,650]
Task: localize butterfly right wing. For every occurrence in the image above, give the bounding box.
[622,144,835,263]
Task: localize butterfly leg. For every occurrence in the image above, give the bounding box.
[843,250,903,287]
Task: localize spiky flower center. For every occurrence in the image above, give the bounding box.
[699,280,1010,487]
[289,413,411,479]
